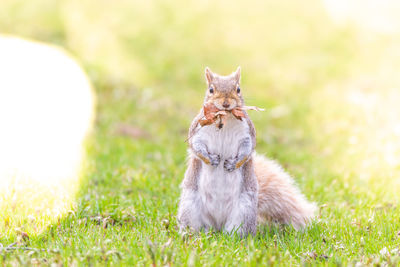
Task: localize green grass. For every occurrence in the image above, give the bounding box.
[1,0,400,265]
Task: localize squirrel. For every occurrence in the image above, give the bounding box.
[177,67,316,236]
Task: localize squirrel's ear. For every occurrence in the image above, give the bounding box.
[233,66,241,83]
[205,67,214,85]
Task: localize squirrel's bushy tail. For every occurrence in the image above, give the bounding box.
[254,154,316,230]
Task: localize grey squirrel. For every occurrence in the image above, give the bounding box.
[177,67,316,236]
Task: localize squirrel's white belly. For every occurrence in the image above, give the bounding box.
[199,164,242,230]
[196,116,249,230]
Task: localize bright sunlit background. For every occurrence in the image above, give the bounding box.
[0,0,400,264]
[0,36,94,233]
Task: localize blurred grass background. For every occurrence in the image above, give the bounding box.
[1,0,400,265]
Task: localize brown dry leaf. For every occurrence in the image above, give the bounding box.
[220,112,228,126]
[199,103,220,126]
[115,123,151,140]
[199,118,215,127]
[203,102,219,119]
[231,108,245,120]
[215,110,228,116]
[215,110,228,128]
[198,103,264,127]
[187,103,265,142]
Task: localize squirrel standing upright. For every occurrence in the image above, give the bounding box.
[177,67,316,236]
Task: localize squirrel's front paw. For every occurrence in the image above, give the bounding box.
[209,154,221,167]
[224,157,237,172]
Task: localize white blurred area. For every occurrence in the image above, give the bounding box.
[321,1,400,194]
[323,0,400,34]
[0,36,94,217]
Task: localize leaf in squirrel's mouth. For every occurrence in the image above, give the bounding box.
[199,103,264,127]
[185,103,264,142]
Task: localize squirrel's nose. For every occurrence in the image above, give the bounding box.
[222,102,230,109]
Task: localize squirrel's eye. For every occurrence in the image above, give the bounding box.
[237,86,241,93]
[209,87,214,94]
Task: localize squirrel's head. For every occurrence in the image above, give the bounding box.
[204,67,243,110]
